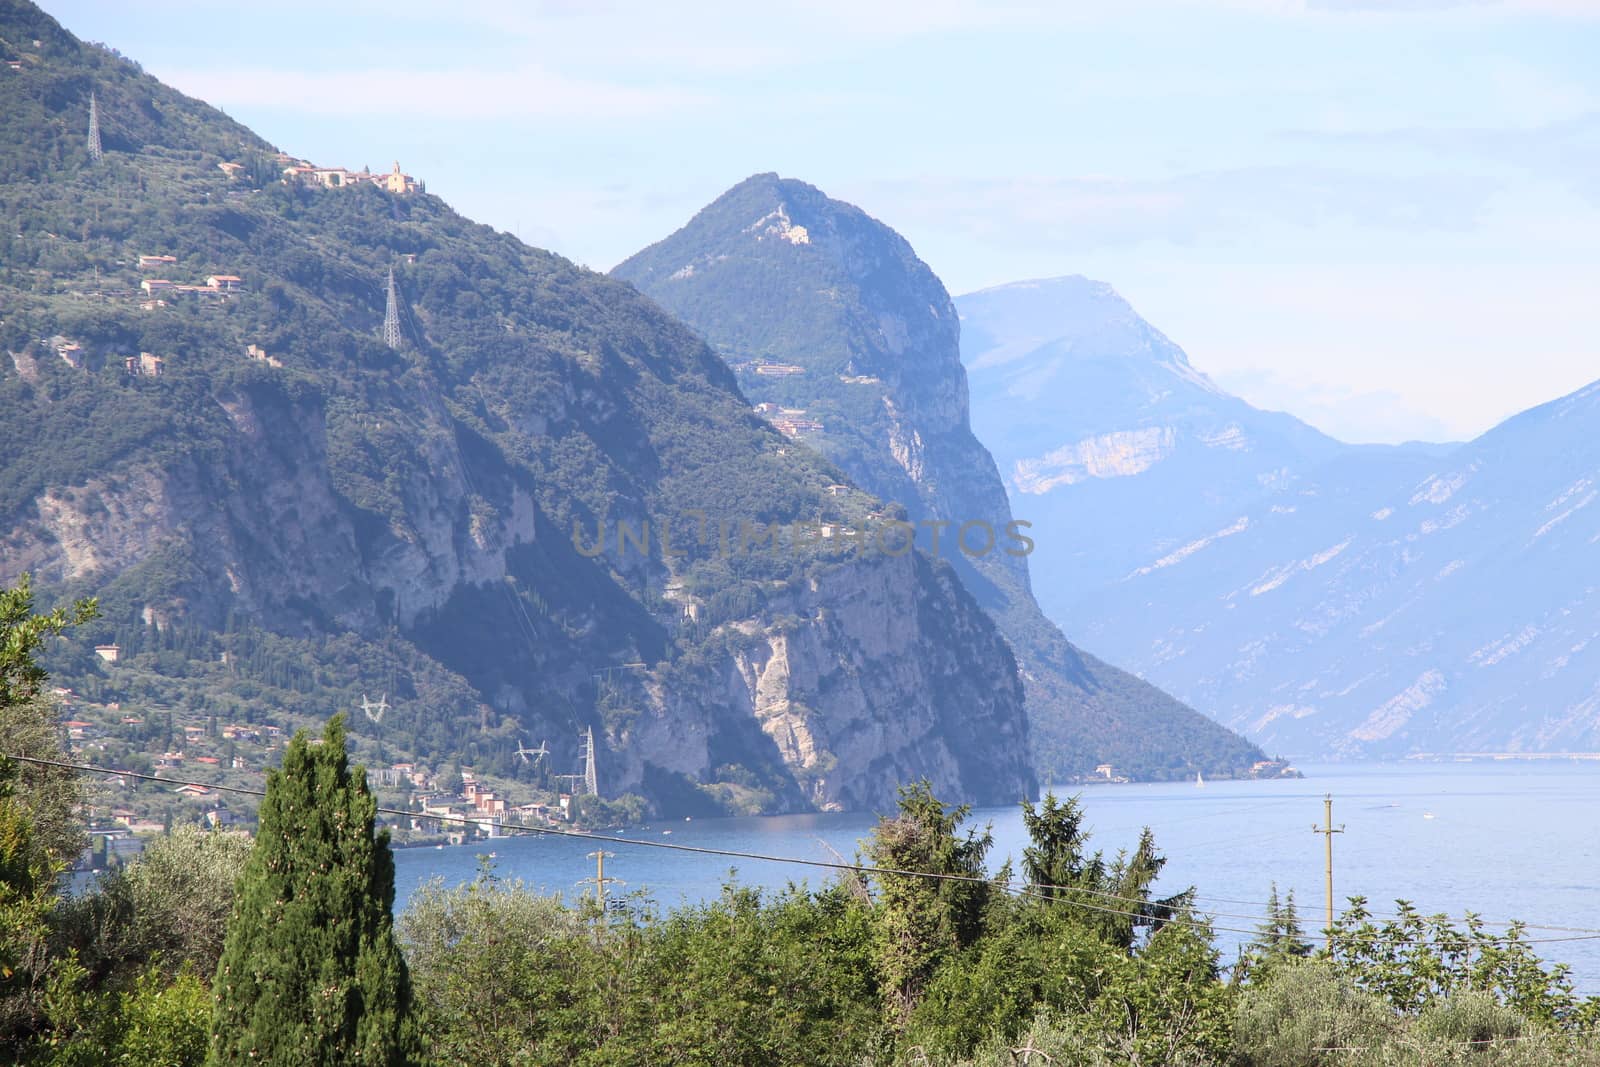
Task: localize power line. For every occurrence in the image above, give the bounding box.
[15,752,1600,949]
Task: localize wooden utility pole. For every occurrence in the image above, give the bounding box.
[1312,794,1344,950]
[579,850,624,941]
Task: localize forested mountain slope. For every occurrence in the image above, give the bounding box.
[0,1,1035,813]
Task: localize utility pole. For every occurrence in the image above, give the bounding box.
[1312,793,1344,950]
[579,850,624,941]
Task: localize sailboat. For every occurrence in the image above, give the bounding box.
[1195,771,1205,788]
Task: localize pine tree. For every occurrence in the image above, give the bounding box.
[1239,881,1312,983]
[1021,792,1190,950]
[208,714,420,1065]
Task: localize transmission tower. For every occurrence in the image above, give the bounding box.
[359,693,389,724]
[87,91,103,163]
[553,727,599,797]
[382,266,403,349]
[582,725,598,797]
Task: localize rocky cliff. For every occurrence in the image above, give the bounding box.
[614,176,1270,782]
[0,4,1033,813]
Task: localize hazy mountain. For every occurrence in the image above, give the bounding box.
[958,276,1355,619]
[1070,378,1600,756]
[615,177,1274,783]
[960,276,1600,757]
[0,3,1036,814]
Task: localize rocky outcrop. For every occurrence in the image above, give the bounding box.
[614,552,1032,812]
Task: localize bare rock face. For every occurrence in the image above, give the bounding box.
[957,275,1348,615]
[621,552,1031,812]
[4,380,368,630]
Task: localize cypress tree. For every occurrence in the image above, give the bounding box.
[208,714,420,1065]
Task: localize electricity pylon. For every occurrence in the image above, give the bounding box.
[87,91,103,163]
[359,693,389,724]
[383,266,403,349]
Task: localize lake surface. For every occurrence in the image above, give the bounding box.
[393,761,1600,993]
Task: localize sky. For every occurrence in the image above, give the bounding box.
[46,0,1600,444]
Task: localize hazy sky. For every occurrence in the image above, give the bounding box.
[48,0,1600,444]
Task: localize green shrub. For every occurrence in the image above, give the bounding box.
[1232,959,1397,1067]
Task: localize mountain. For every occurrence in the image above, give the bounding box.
[0,2,1035,814]
[957,276,1359,618]
[614,176,1274,783]
[959,275,1600,757]
[1067,378,1600,757]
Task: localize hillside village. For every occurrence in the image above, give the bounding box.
[60,586,593,877]
[56,668,602,873]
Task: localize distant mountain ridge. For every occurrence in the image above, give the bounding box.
[958,275,1600,757]
[615,178,1274,783]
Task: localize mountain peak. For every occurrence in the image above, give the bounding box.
[958,274,1186,373]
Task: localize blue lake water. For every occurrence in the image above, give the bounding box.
[393,761,1600,993]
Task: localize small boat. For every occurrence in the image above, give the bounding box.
[662,829,672,835]
[1422,811,1436,820]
